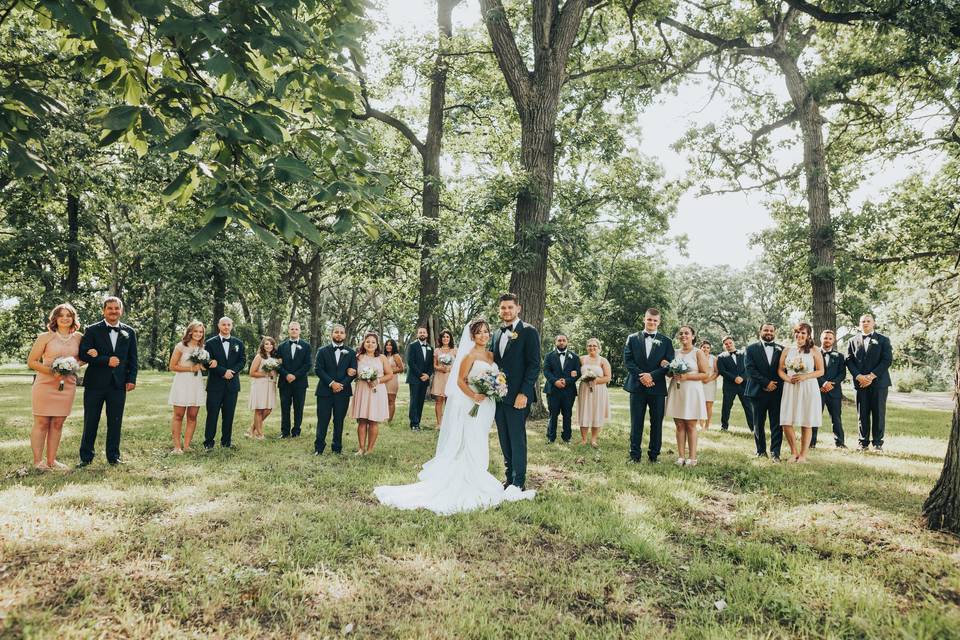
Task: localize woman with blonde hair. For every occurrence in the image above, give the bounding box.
[576,338,611,448]
[168,320,215,453]
[26,303,87,471]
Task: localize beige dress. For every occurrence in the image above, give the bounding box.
[665,349,707,420]
[31,332,82,417]
[576,356,610,428]
[168,343,206,407]
[351,355,389,421]
[431,348,456,397]
[386,354,402,395]
[248,355,277,410]
[702,354,717,402]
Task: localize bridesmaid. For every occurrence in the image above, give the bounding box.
[167,321,214,453]
[351,332,393,455]
[27,303,86,471]
[383,338,404,421]
[664,325,709,466]
[248,336,279,440]
[431,329,456,426]
[699,340,718,429]
[576,338,611,448]
[778,322,825,463]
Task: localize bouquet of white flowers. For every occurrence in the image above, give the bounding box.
[261,357,281,378]
[467,366,508,417]
[579,364,603,391]
[785,356,807,375]
[51,356,79,391]
[437,353,455,367]
[358,365,379,392]
[187,347,211,376]
[668,357,690,390]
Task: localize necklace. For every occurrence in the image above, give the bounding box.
[54,331,73,343]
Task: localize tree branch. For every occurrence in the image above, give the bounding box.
[657,16,778,58]
[479,0,531,111]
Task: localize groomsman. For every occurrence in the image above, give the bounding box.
[846,314,893,452]
[77,296,138,466]
[203,317,245,450]
[623,308,674,463]
[314,324,357,455]
[715,336,754,433]
[744,323,783,461]
[816,329,846,448]
[277,321,312,438]
[543,334,580,444]
[406,326,434,431]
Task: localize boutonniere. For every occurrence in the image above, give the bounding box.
[651,338,662,347]
[510,331,519,340]
[120,329,129,339]
[232,344,238,352]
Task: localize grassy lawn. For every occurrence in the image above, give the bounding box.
[0,371,958,639]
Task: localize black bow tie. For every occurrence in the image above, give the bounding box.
[333,344,344,350]
[643,333,656,339]
[557,348,567,353]
[762,341,775,347]
[291,340,299,345]
[864,334,875,340]
[221,338,230,343]
[501,325,512,332]
[107,326,120,333]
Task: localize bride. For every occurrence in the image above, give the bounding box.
[373,319,536,515]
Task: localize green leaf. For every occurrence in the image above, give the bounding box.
[156,125,199,154]
[161,166,195,203]
[8,142,48,177]
[98,128,127,146]
[131,0,165,18]
[101,105,140,130]
[249,222,281,248]
[332,209,352,234]
[287,208,323,244]
[189,217,228,248]
[274,156,313,182]
[243,113,285,145]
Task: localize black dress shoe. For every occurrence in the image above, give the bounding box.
[836,443,847,449]
[628,457,641,464]
[755,452,768,459]
[279,434,290,439]
[291,432,301,438]
[76,460,92,468]
[313,451,322,457]
[720,427,729,432]
[204,445,214,452]
[648,457,659,464]
[771,456,781,463]
[108,458,123,466]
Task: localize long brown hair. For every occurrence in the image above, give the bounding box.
[436,329,455,349]
[47,303,80,333]
[258,336,278,359]
[181,320,205,346]
[359,331,381,358]
[793,322,814,353]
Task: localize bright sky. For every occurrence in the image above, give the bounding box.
[372,1,931,269]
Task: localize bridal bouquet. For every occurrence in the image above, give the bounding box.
[580,364,603,392]
[51,356,79,391]
[437,353,455,368]
[785,356,807,375]
[261,357,281,378]
[467,366,508,417]
[187,347,211,376]
[667,357,690,390]
[358,365,379,392]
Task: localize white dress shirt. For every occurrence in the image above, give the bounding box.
[499,320,519,357]
[763,343,775,365]
[105,321,120,349]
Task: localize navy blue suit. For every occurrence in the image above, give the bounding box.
[716,350,753,431]
[623,331,675,461]
[846,332,893,448]
[406,341,434,429]
[78,320,138,463]
[491,320,540,489]
[314,344,357,453]
[204,335,245,448]
[816,349,846,447]
[277,339,311,437]
[744,341,784,458]
[543,349,580,443]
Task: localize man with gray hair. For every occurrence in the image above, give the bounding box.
[204,317,246,450]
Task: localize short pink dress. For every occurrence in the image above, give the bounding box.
[248,355,278,410]
[351,355,389,421]
[31,332,82,417]
[431,348,456,397]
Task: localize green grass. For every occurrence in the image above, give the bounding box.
[0,372,958,639]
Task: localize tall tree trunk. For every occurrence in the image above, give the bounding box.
[149,281,162,369]
[923,329,960,533]
[308,251,322,346]
[778,54,837,332]
[212,264,226,324]
[416,0,460,332]
[65,193,80,294]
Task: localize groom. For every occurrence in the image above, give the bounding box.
[491,293,541,491]
[623,308,674,463]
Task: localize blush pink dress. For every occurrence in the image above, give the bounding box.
[351,355,389,421]
[31,332,82,417]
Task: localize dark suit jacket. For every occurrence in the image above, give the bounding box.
[622,331,674,396]
[744,341,784,399]
[205,335,245,393]
[278,339,311,390]
[543,349,580,397]
[405,341,434,384]
[314,344,357,398]
[716,350,746,392]
[846,332,893,389]
[79,320,138,389]
[491,320,541,405]
[818,350,846,399]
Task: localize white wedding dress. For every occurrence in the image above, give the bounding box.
[374,326,536,515]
